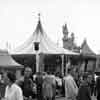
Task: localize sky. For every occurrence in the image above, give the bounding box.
[0,0,100,54]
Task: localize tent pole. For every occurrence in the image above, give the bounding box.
[65,56,70,76]
[36,51,39,72]
[61,54,64,76]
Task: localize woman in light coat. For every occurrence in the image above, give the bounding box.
[42,74,54,100]
[64,67,78,100]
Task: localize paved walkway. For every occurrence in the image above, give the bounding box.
[1,95,96,100]
[33,95,97,100]
[56,96,97,100]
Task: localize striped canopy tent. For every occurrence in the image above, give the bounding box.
[0,49,23,69]
[11,17,78,55]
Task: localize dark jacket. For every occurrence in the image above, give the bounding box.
[77,81,91,100]
[96,76,100,96]
[23,77,34,97]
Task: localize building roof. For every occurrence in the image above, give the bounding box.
[0,49,23,69]
[80,39,96,58]
[11,18,78,55]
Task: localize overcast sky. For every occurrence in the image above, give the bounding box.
[0,0,100,54]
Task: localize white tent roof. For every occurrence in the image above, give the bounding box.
[11,19,78,55]
[0,49,23,68]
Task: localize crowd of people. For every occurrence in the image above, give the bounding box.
[0,66,100,100]
[0,67,61,100]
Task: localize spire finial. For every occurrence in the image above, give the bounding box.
[38,13,41,21]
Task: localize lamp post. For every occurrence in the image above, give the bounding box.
[34,42,40,72]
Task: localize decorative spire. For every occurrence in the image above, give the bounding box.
[38,13,41,22]
[57,38,59,47]
[62,23,68,35]
[83,38,87,45]
[35,13,43,33]
[71,32,75,42]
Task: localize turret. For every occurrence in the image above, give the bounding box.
[62,23,69,41]
[71,32,75,42]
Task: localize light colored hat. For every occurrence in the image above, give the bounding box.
[25,67,32,72]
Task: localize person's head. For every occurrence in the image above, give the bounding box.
[67,67,73,75]
[0,72,3,80]
[42,72,47,76]
[36,72,42,76]
[24,67,32,78]
[47,71,50,75]
[6,72,16,86]
[87,75,92,83]
[82,73,88,83]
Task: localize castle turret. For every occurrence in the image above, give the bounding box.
[62,23,80,52]
[71,32,75,42]
[62,23,69,41]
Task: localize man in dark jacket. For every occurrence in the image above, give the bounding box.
[96,76,100,100]
[77,73,91,100]
[23,67,35,99]
[35,72,43,100]
[90,75,95,96]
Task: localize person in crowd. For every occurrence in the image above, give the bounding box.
[42,72,47,79]
[55,72,62,97]
[42,72,55,100]
[90,74,95,96]
[64,67,78,100]
[74,69,80,88]
[23,67,35,99]
[16,67,35,99]
[61,74,65,97]
[94,74,98,96]
[35,72,43,100]
[78,75,83,87]
[0,72,6,99]
[95,76,100,100]
[49,72,56,100]
[77,73,91,100]
[15,70,24,90]
[2,71,23,100]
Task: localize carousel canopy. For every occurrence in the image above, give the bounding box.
[11,17,78,55]
[0,49,23,69]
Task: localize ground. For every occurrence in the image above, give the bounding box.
[33,96,97,100]
[56,96,97,100]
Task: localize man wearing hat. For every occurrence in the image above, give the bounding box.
[64,64,78,100]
